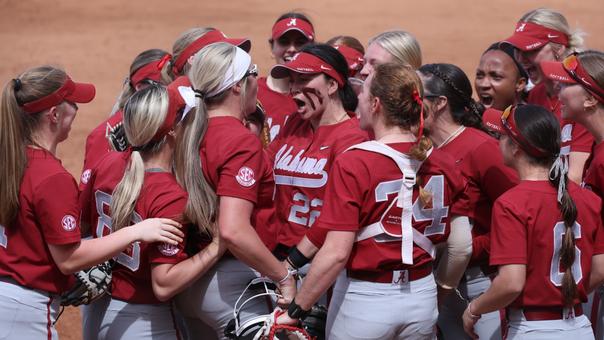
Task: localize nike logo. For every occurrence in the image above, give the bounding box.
[319,146,330,150]
[547,34,558,39]
[320,65,331,71]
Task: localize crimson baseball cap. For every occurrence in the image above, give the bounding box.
[21,76,95,114]
[540,54,604,103]
[333,44,365,76]
[172,29,251,75]
[504,22,569,52]
[270,51,345,87]
[271,17,314,41]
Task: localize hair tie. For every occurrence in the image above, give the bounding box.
[549,155,569,203]
[13,78,22,91]
[193,88,206,99]
[131,145,144,152]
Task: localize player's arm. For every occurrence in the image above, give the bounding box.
[589,254,604,293]
[151,235,226,302]
[470,264,525,313]
[435,215,473,304]
[48,218,184,274]
[218,196,295,303]
[568,151,590,184]
[278,230,355,325]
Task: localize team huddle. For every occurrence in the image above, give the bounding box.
[2,6,604,340]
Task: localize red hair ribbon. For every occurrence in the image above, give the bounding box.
[412,89,424,141]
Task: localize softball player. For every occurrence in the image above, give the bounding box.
[79,83,224,340]
[475,42,528,111]
[266,43,368,258]
[277,62,472,340]
[504,8,592,183]
[258,12,315,142]
[464,104,604,339]
[172,42,296,340]
[0,66,183,340]
[419,63,519,340]
[540,50,604,339]
[80,48,171,189]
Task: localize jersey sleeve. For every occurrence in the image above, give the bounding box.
[570,123,594,153]
[473,141,519,202]
[148,191,189,264]
[489,198,527,266]
[34,173,82,245]
[314,155,366,232]
[216,134,263,204]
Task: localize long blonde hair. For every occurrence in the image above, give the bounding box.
[520,8,585,55]
[174,42,245,236]
[0,66,66,226]
[368,30,422,70]
[110,85,169,231]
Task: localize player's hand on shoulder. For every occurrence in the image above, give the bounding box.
[131,218,184,245]
[462,303,480,339]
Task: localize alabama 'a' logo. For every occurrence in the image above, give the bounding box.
[287,18,297,27]
[236,166,256,187]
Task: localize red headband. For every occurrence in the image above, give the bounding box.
[271,17,314,41]
[501,105,550,158]
[504,22,569,51]
[129,54,171,88]
[172,29,251,75]
[270,52,345,87]
[20,77,96,114]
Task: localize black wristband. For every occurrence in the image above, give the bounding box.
[287,246,311,270]
[287,298,311,320]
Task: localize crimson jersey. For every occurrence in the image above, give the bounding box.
[257,77,297,143]
[266,113,368,249]
[0,148,81,294]
[528,83,593,154]
[439,127,518,265]
[316,142,466,271]
[79,152,188,304]
[490,180,604,308]
[80,111,124,190]
[253,151,278,250]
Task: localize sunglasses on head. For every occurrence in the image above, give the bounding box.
[562,53,604,100]
[244,64,259,78]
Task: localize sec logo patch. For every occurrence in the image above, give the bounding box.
[157,243,180,257]
[61,215,77,231]
[81,169,92,184]
[236,166,256,187]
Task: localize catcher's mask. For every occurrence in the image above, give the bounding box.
[224,277,313,340]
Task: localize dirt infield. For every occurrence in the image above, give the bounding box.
[0,0,602,338]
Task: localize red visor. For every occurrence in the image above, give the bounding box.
[504,22,569,51]
[21,77,96,114]
[270,52,345,87]
[333,44,365,76]
[271,17,314,41]
[172,29,251,75]
[130,54,171,88]
[484,105,550,158]
[151,80,188,141]
[541,54,604,103]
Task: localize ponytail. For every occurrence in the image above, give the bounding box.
[549,155,578,306]
[110,151,146,230]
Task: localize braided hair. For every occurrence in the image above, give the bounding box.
[419,63,486,132]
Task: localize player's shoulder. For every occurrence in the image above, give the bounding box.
[94,151,129,172]
[143,172,187,200]
[569,181,602,210]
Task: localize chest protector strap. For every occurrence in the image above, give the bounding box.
[347,141,436,265]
